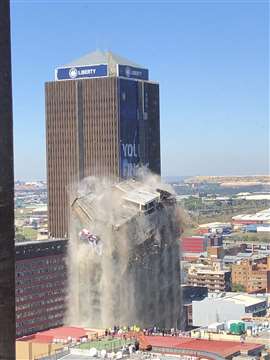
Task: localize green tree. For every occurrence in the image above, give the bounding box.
[232,283,246,292]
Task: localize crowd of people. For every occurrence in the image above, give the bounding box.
[142,327,183,337]
[104,326,189,338]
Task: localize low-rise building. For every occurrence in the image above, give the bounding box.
[181,236,209,253]
[187,260,231,292]
[182,285,208,330]
[147,335,265,359]
[16,326,100,360]
[232,256,270,293]
[16,338,64,360]
[181,235,223,255]
[232,208,270,226]
[192,293,267,327]
[197,222,232,235]
[207,246,224,259]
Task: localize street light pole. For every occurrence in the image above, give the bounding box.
[0,0,16,359]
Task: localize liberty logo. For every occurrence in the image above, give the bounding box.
[125,67,131,77]
[69,67,78,79]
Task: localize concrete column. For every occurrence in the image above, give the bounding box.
[0,0,16,359]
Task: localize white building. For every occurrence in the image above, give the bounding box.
[192,293,267,327]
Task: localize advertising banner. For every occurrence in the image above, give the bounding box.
[55,64,108,80]
[119,79,140,178]
[118,64,149,81]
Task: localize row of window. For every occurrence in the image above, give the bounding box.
[16,280,65,295]
[17,303,65,319]
[16,244,65,258]
[16,265,65,278]
[16,288,65,303]
[16,296,65,311]
[16,271,66,286]
[16,319,63,337]
[16,256,64,269]
[16,311,63,329]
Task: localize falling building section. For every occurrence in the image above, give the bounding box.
[67,176,181,329]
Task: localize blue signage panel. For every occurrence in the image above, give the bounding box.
[56,64,108,80]
[119,79,140,178]
[118,65,149,81]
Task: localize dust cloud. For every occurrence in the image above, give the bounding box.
[65,173,182,329]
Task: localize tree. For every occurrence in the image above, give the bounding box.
[232,283,246,292]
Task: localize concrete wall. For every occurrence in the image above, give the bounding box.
[16,341,63,360]
[192,298,245,327]
[191,330,242,341]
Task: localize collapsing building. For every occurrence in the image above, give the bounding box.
[67,178,181,329]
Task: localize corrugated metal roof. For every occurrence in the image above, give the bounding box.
[233,208,270,220]
[205,293,266,307]
[225,294,266,306]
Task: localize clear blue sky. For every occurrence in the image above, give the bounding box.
[11,0,269,181]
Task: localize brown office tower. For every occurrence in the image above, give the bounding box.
[46,50,160,238]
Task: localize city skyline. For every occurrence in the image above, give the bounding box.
[11,1,269,180]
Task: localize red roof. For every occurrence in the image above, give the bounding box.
[18,326,88,343]
[146,336,264,357]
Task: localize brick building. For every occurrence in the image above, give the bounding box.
[15,239,67,337]
[232,256,270,293]
[187,260,231,292]
[207,246,224,259]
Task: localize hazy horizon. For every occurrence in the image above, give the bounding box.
[15,173,270,183]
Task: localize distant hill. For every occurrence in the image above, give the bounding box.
[184,175,270,187]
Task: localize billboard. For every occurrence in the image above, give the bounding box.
[118,64,149,81]
[55,64,108,80]
[119,79,140,178]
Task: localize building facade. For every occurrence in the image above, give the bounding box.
[46,50,160,238]
[15,239,67,337]
[187,261,231,292]
[192,293,267,327]
[182,285,208,330]
[181,235,223,255]
[232,256,270,293]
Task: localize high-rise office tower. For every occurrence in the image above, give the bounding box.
[46,50,160,238]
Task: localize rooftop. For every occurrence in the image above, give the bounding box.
[18,326,93,343]
[225,293,267,306]
[146,335,264,358]
[72,180,165,228]
[122,189,160,206]
[201,293,267,307]
[232,208,270,222]
[63,49,143,68]
[199,222,232,228]
[57,356,88,360]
